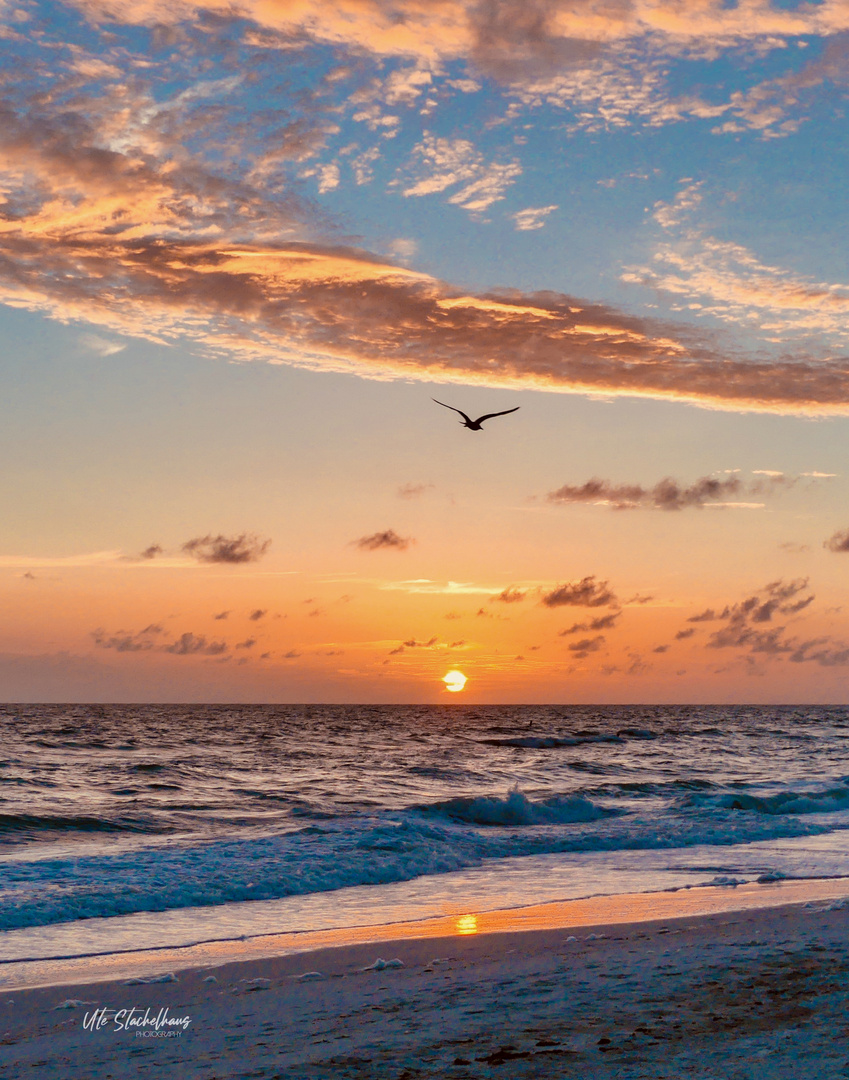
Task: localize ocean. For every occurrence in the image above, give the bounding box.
[2,703,849,963]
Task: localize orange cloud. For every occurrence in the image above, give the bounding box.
[491,586,527,603]
[5,66,849,414]
[8,160,849,413]
[66,1,849,74]
[9,225,849,412]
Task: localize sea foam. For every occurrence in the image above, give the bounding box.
[0,787,836,930]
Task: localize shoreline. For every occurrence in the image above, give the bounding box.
[3,875,849,993]
[1,887,848,1079]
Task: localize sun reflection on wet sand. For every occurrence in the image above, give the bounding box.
[8,880,849,991]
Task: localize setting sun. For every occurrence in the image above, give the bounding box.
[442,670,468,693]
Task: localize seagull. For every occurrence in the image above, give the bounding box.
[432,399,520,431]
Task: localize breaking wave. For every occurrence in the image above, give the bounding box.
[415,787,617,826]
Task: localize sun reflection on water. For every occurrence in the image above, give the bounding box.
[455,913,478,935]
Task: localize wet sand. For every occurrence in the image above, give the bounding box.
[1,885,848,1078]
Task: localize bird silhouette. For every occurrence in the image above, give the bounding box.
[432,399,520,431]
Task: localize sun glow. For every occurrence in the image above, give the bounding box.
[442,670,467,692]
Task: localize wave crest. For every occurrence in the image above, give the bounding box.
[688,785,849,816]
[415,787,616,827]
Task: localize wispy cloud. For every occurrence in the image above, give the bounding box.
[0,551,123,569]
[624,181,849,347]
[80,333,126,356]
[567,634,606,658]
[560,611,621,634]
[354,529,414,551]
[707,38,849,139]
[93,625,227,656]
[163,632,228,656]
[686,579,849,666]
[688,608,720,623]
[383,579,502,595]
[397,482,433,499]
[547,472,796,511]
[182,534,271,564]
[397,134,522,214]
[506,39,840,140]
[824,529,849,554]
[490,586,527,604]
[512,205,558,231]
[541,576,616,609]
[92,626,160,652]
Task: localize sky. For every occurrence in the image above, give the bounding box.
[2,0,849,703]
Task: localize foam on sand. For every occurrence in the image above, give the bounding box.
[3,875,849,992]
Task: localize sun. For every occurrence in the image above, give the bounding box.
[442,670,467,693]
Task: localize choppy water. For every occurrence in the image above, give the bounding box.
[2,704,849,958]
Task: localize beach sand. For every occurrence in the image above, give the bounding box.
[2,884,849,1078]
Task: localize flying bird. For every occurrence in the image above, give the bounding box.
[432,399,520,431]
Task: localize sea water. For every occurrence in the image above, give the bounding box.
[2,703,849,962]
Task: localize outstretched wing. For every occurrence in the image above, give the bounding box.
[432,398,473,425]
[473,407,520,424]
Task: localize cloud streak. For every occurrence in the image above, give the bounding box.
[9,214,849,414]
[13,214,849,412]
[93,626,228,656]
[547,472,796,511]
[560,611,621,634]
[567,634,606,657]
[624,182,849,347]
